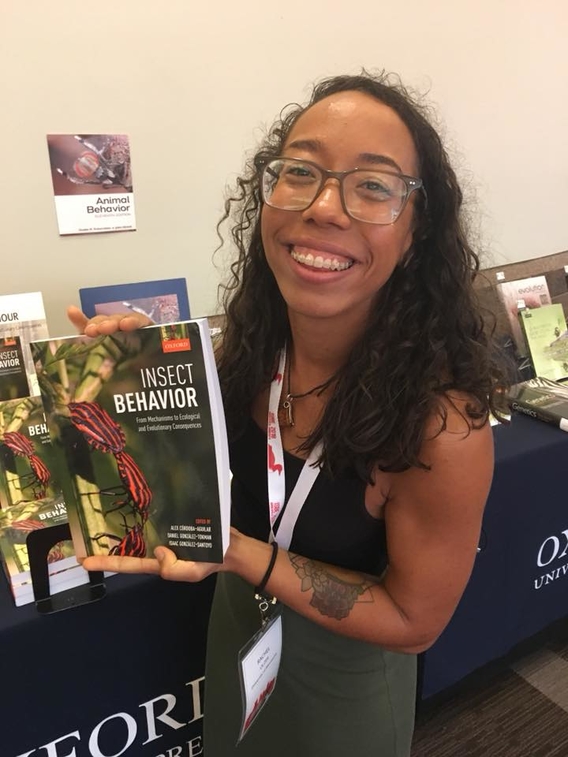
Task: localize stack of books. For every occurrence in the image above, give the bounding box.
[0,497,88,606]
[0,292,89,606]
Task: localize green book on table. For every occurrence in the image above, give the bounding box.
[519,304,568,382]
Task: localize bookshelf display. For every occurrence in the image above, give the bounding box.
[474,249,568,381]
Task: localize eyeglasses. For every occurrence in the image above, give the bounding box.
[260,157,425,225]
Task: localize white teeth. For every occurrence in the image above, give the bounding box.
[290,248,353,271]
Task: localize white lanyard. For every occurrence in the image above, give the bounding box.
[266,347,322,551]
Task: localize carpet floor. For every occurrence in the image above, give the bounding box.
[411,620,568,756]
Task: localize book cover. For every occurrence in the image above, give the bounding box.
[0,291,48,396]
[46,134,136,235]
[31,320,230,562]
[0,395,62,509]
[519,304,568,381]
[79,278,190,324]
[0,497,88,606]
[0,336,29,400]
[496,275,552,355]
[507,376,568,431]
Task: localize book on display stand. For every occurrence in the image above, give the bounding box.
[0,496,89,607]
[519,303,568,382]
[31,319,230,563]
[0,395,61,509]
[0,336,29,401]
[0,395,94,607]
[0,291,49,397]
[495,275,552,356]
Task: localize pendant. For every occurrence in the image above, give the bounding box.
[278,395,294,427]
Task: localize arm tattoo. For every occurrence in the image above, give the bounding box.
[289,554,377,620]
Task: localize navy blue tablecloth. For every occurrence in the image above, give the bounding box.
[0,570,215,756]
[421,413,568,699]
[3,411,567,753]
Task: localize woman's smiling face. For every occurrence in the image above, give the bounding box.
[260,90,420,330]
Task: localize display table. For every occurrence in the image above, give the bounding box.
[420,413,568,699]
[3,412,568,754]
[0,571,215,757]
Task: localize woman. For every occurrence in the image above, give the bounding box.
[70,72,507,756]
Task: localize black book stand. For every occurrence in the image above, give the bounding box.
[27,523,106,614]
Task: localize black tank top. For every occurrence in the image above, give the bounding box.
[230,419,387,575]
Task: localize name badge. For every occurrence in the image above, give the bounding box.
[237,610,282,743]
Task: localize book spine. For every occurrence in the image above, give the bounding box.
[510,399,568,432]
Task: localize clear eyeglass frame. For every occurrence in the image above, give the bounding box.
[260,156,426,225]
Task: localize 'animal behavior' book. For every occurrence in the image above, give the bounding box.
[31,320,230,562]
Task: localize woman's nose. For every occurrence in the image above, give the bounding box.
[301,179,351,229]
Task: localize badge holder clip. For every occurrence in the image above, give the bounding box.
[254,592,278,628]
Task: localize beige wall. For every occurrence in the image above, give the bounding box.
[1,0,567,334]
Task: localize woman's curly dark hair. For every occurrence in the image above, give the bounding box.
[216,71,509,482]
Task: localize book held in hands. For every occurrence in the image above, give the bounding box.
[31,320,230,562]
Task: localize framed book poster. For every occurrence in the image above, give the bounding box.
[79,278,190,324]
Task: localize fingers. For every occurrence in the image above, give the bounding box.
[113,313,154,331]
[66,305,153,337]
[67,305,89,333]
[82,554,161,575]
[81,547,220,583]
[154,547,220,583]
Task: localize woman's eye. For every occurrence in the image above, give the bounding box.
[355,176,398,202]
[285,165,314,178]
[281,164,318,185]
[361,179,391,194]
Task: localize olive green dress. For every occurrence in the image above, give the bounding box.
[203,421,417,755]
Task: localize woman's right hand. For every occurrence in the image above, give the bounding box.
[67,305,153,337]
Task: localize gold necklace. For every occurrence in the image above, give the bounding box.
[278,369,336,428]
